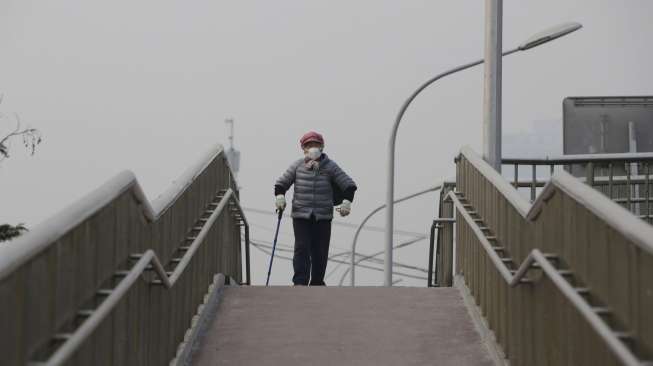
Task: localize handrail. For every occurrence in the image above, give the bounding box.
[37,189,239,366]
[0,145,226,281]
[234,198,252,286]
[447,191,642,366]
[461,146,531,216]
[460,146,653,256]
[502,151,653,164]
[346,182,448,286]
[530,169,653,256]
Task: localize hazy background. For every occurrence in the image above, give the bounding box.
[1,1,652,285]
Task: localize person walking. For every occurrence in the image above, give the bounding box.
[274,131,357,286]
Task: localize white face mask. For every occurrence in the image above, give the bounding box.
[306,147,322,160]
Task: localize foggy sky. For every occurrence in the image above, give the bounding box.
[1,1,652,285]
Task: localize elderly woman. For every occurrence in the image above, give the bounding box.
[274,131,357,286]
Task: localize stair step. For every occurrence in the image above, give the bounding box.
[96,289,113,296]
[491,246,505,251]
[486,236,498,241]
[592,307,611,315]
[614,331,634,339]
[53,333,73,342]
[77,309,94,318]
[557,270,573,276]
[574,287,590,294]
[113,270,130,278]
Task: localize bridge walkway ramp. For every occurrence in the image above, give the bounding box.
[192,286,495,366]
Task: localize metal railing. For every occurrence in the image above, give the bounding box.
[428,182,455,287]
[452,146,653,365]
[430,153,653,287]
[0,145,249,366]
[346,184,443,287]
[502,153,653,224]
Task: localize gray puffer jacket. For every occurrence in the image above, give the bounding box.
[275,154,356,221]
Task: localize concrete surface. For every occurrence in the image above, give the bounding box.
[192,286,495,366]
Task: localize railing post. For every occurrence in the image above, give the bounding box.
[244,224,251,285]
[647,163,651,224]
[530,164,537,202]
[585,161,595,187]
[434,183,456,287]
[428,220,437,287]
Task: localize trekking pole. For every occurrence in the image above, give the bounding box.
[266,209,283,286]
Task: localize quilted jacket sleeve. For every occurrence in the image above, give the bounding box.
[274,160,300,195]
[330,160,357,200]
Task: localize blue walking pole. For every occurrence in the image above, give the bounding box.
[266,209,283,286]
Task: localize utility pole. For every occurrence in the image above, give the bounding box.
[483,0,503,171]
[224,118,241,177]
[225,117,235,150]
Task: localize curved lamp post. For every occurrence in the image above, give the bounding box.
[348,183,445,286]
[383,22,583,286]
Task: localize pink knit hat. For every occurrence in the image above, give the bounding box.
[299,131,324,147]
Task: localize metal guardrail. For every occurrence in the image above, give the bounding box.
[346,184,443,287]
[448,191,643,366]
[452,146,653,365]
[38,189,246,366]
[502,154,653,224]
[428,182,455,287]
[0,146,249,366]
[432,153,653,286]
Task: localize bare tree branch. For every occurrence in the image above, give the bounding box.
[0,97,42,162]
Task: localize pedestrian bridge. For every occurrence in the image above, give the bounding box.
[1,144,653,365]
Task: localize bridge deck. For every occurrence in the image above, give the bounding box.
[191,286,495,366]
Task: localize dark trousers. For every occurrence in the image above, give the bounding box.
[292,215,332,286]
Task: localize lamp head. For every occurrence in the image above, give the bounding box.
[519,22,582,51]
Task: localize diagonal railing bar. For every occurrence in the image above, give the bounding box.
[337,236,427,286]
[249,240,428,281]
[447,191,644,366]
[34,188,245,366]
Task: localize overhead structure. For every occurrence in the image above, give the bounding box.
[225,117,241,177]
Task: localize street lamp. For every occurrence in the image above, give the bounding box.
[383,22,582,287]
[347,183,444,287]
